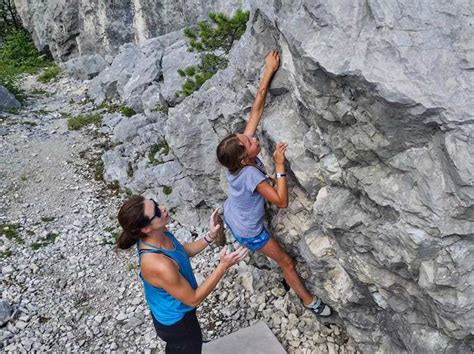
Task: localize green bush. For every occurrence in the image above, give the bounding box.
[37,65,60,83]
[0,30,49,71]
[0,30,52,100]
[67,113,103,130]
[178,9,249,97]
[31,232,58,250]
[119,106,137,117]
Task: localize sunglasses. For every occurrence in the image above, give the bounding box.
[139,199,161,227]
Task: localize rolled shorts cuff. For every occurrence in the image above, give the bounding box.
[226,224,270,251]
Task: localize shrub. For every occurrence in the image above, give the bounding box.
[37,65,60,83]
[0,30,52,100]
[0,223,24,243]
[162,185,173,195]
[0,30,49,71]
[177,9,249,96]
[148,142,170,164]
[31,232,58,250]
[67,113,102,130]
[119,106,136,117]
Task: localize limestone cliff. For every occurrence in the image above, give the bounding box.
[15,0,474,352]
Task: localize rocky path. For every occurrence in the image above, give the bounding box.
[0,74,357,353]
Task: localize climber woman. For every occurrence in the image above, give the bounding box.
[117,195,249,354]
[216,50,332,317]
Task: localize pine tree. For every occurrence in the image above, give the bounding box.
[177,9,249,97]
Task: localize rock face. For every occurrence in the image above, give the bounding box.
[0,85,21,111]
[13,0,248,60]
[17,0,474,353]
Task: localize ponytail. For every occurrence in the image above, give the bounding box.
[117,230,141,250]
[116,195,149,249]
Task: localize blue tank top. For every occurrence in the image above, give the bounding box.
[137,232,198,325]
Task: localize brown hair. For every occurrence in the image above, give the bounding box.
[216,133,247,174]
[116,195,149,249]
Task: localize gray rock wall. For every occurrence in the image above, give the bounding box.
[13,0,249,60]
[17,0,474,352]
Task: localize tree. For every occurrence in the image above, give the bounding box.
[0,0,23,37]
[177,9,249,97]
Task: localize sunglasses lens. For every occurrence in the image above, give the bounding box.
[151,199,161,218]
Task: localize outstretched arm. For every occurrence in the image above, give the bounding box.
[243,50,280,137]
[183,209,221,257]
[141,246,249,307]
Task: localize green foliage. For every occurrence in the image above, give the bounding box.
[94,158,104,181]
[0,30,49,71]
[162,185,173,195]
[127,161,134,177]
[0,30,52,100]
[37,65,60,83]
[177,9,249,96]
[100,227,120,246]
[151,104,169,114]
[0,249,12,259]
[98,101,137,117]
[0,0,23,37]
[119,106,136,117]
[148,142,170,164]
[0,223,24,243]
[67,113,102,130]
[19,121,36,126]
[31,232,58,250]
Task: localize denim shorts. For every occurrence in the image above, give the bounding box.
[226,224,270,251]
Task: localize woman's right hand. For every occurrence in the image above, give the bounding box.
[273,142,288,165]
[219,246,249,270]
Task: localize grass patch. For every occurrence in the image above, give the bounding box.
[151,104,169,114]
[37,65,60,83]
[59,112,73,118]
[98,102,137,117]
[162,185,173,195]
[4,107,19,114]
[148,142,170,164]
[0,250,12,259]
[108,180,120,192]
[122,187,133,196]
[100,227,120,246]
[94,158,104,181]
[67,113,102,130]
[31,232,58,250]
[19,121,37,126]
[0,30,52,100]
[119,106,136,117]
[128,263,138,271]
[32,109,50,116]
[0,223,24,244]
[20,174,28,181]
[30,88,48,95]
[127,162,134,178]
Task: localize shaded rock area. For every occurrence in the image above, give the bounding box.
[10,0,474,353]
[0,86,21,111]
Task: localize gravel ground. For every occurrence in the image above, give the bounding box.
[0,74,358,353]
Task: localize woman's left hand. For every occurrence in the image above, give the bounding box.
[208,208,221,241]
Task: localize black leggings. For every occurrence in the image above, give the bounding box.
[152,310,203,354]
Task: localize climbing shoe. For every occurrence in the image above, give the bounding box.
[306,297,332,317]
